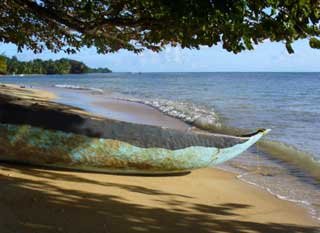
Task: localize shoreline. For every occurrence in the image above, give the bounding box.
[0,83,319,231]
[38,86,320,223]
[46,86,191,130]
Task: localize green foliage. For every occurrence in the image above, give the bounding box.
[310,37,320,48]
[0,0,319,54]
[0,55,7,74]
[0,56,111,75]
[88,67,112,73]
[69,59,89,74]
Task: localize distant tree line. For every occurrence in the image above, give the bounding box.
[0,55,111,75]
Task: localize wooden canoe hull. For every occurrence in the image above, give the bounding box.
[0,124,269,175]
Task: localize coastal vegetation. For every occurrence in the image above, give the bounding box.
[1,1,319,54]
[0,55,111,75]
[0,56,7,74]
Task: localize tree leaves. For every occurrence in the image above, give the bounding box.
[0,0,319,54]
[310,37,320,48]
[0,55,7,74]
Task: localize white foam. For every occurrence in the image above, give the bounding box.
[236,172,320,221]
[54,84,104,93]
[115,97,221,128]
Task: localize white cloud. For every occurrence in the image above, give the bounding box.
[0,39,319,72]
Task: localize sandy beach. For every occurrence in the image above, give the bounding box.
[0,165,318,233]
[0,84,319,232]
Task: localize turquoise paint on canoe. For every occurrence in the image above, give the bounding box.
[213,129,271,165]
[0,123,270,175]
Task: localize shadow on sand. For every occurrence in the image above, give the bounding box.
[0,163,318,233]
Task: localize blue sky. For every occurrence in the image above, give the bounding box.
[0,39,319,72]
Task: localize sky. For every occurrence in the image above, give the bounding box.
[0,39,319,72]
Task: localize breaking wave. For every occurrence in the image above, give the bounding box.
[54,84,104,93]
[257,140,320,180]
[118,97,222,129]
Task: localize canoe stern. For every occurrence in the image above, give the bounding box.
[209,129,271,165]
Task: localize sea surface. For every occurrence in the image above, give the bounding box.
[1,72,319,221]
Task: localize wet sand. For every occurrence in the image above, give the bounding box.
[48,86,190,130]
[93,99,190,130]
[0,84,319,232]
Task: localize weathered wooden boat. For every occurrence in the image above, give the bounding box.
[0,123,269,174]
[0,92,270,175]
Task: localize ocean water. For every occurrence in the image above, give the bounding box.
[1,72,319,220]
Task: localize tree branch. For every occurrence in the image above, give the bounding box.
[13,0,86,32]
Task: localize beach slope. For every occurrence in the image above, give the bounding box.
[0,84,318,232]
[0,165,318,233]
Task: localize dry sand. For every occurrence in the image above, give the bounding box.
[0,84,319,232]
[0,165,318,233]
[0,83,56,101]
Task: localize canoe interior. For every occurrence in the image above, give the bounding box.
[0,94,254,150]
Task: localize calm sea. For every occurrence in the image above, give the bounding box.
[1,72,319,220]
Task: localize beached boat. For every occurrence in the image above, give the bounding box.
[0,124,269,175]
[0,93,270,174]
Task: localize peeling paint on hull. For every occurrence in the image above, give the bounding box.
[0,124,270,175]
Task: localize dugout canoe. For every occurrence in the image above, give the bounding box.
[0,92,270,174]
[0,123,269,174]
